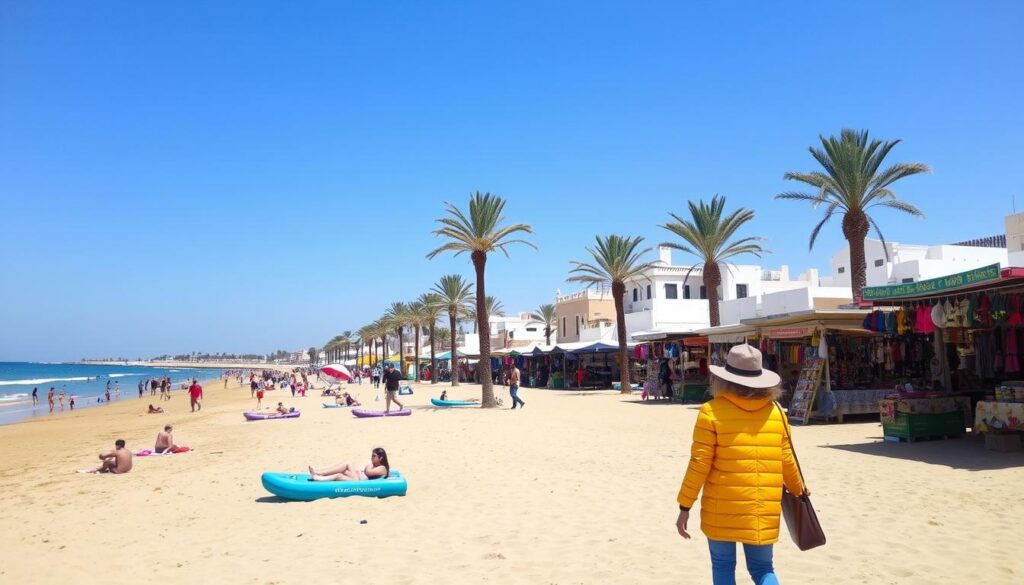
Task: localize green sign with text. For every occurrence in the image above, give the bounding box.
[862,263,1002,300]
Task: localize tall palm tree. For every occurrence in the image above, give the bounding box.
[383,302,410,376]
[431,274,474,387]
[427,192,536,407]
[369,319,389,367]
[307,347,318,365]
[533,303,557,345]
[340,330,353,361]
[568,235,658,394]
[660,195,766,327]
[776,128,929,301]
[407,300,427,382]
[435,327,451,351]
[417,293,444,384]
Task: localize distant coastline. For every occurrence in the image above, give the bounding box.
[78,360,308,370]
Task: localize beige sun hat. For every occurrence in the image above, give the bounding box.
[708,344,781,389]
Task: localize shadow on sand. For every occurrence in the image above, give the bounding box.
[255,495,291,504]
[823,434,1024,471]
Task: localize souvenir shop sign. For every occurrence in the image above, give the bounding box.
[862,264,1001,301]
[765,326,815,340]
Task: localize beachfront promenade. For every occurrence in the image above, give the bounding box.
[0,377,1019,584]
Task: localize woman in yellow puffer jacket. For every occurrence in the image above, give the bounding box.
[675,344,806,585]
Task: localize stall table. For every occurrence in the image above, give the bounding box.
[974,401,1024,451]
[879,396,971,442]
[826,389,891,422]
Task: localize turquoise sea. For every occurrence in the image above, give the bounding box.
[0,362,226,425]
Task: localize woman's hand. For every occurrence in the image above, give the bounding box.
[675,510,691,540]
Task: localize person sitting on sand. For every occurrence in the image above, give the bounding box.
[275,402,289,415]
[83,439,133,474]
[147,404,164,414]
[342,392,360,407]
[154,425,178,454]
[308,447,390,482]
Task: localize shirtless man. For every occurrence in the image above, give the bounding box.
[154,425,178,454]
[84,439,133,474]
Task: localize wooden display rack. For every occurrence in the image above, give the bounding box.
[788,357,825,425]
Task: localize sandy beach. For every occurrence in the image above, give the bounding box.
[0,378,1020,584]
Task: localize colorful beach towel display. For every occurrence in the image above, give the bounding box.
[135,446,191,456]
[260,470,407,501]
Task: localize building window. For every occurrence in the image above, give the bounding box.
[646,284,651,299]
[736,284,748,299]
[700,286,707,299]
[562,317,566,335]
[632,288,638,302]
[526,327,537,332]
[874,259,884,267]
[901,278,914,283]
[665,284,678,299]
[837,267,845,274]
[575,316,580,336]
[684,285,691,299]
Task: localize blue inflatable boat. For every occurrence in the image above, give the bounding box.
[430,397,478,407]
[261,470,407,501]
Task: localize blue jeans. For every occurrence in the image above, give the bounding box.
[707,539,778,585]
[509,384,524,408]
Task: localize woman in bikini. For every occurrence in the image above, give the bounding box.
[308,447,390,482]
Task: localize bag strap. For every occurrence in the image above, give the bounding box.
[775,401,808,493]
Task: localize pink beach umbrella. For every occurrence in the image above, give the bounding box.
[320,364,352,383]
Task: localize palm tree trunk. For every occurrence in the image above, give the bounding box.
[473,250,495,407]
[843,211,870,303]
[429,325,437,385]
[397,328,405,378]
[613,280,631,394]
[414,325,421,382]
[449,309,460,387]
[705,262,723,327]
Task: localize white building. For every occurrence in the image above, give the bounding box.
[489,312,548,349]
[821,237,1007,287]
[620,246,845,336]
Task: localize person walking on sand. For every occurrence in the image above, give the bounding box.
[32,387,38,406]
[138,379,145,399]
[256,384,265,409]
[48,387,55,412]
[509,364,525,409]
[188,379,203,412]
[674,344,806,585]
[382,364,404,413]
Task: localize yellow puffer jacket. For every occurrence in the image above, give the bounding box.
[676,393,805,545]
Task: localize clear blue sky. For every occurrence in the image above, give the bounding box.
[2,1,1021,361]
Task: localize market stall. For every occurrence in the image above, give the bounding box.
[864,264,1024,448]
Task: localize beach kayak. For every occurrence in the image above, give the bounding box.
[430,397,478,407]
[260,470,407,501]
[244,411,300,421]
[351,408,411,418]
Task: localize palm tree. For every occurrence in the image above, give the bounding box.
[568,235,658,394]
[307,347,318,365]
[533,303,557,345]
[383,302,411,376]
[417,293,444,384]
[776,128,929,302]
[660,195,766,327]
[407,300,428,382]
[435,327,451,351]
[369,319,389,367]
[471,296,505,333]
[340,330,353,362]
[427,192,536,407]
[431,274,474,387]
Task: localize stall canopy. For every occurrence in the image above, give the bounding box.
[696,324,756,344]
[863,264,1024,305]
[631,327,701,341]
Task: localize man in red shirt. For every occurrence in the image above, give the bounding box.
[188,379,203,412]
